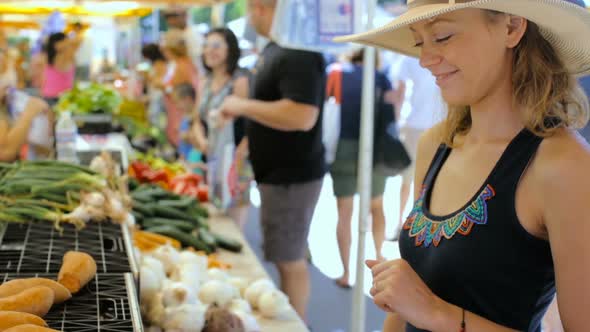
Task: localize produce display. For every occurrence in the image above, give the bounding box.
[0,153,132,230]
[130,183,239,255]
[138,244,292,332]
[54,83,122,115]
[0,251,97,332]
[129,158,208,202]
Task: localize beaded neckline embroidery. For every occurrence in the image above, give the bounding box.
[403,184,496,247]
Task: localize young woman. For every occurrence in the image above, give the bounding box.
[190,28,250,229]
[338,0,590,331]
[41,32,82,106]
[160,29,199,147]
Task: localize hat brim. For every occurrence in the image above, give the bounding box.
[335,0,590,76]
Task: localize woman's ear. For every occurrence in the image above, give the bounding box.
[505,15,527,49]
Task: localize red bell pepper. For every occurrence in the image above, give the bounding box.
[197,185,209,202]
[144,169,170,184]
[130,161,152,182]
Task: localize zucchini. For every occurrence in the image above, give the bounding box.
[159,197,196,209]
[197,228,217,250]
[146,225,213,253]
[133,201,155,217]
[211,232,243,253]
[143,218,195,232]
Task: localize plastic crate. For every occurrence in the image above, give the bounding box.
[0,221,138,277]
[1,273,143,332]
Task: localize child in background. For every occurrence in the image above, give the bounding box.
[173,83,204,174]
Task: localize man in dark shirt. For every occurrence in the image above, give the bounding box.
[219,0,326,321]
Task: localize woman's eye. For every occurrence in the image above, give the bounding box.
[435,35,452,43]
[413,41,424,48]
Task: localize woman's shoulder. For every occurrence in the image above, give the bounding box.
[532,128,590,189]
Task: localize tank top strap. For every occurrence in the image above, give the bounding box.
[487,129,543,190]
[422,144,451,189]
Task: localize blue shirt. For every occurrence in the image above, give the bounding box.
[178,116,194,159]
[333,63,393,140]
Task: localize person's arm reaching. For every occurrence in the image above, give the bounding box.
[0,97,49,161]
[220,50,323,132]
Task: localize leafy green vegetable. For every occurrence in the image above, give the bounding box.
[56,83,122,114]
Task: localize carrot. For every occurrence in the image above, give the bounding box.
[0,311,47,331]
[57,251,97,294]
[0,278,72,304]
[3,325,59,332]
[0,287,54,317]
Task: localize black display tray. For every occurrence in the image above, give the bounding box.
[1,273,143,332]
[0,221,137,276]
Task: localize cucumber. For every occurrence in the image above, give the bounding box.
[159,196,196,209]
[131,190,159,203]
[143,218,196,232]
[149,204,196,221]
[197,228,217,250]
[131,211,144,224]
[128,178,140,191]
[133,201,154,217]
[188,205,209,219]
[146,225,213,253]
[211,232,243,253]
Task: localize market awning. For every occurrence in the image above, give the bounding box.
[0,1,152,17]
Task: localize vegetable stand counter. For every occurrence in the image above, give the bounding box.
[209,215,310,332]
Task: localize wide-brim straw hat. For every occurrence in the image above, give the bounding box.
[335,0,590,76]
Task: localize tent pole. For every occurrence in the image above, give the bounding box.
[351,0,377,331]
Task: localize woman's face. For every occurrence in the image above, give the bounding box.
[410,9,517,106]
[203,33,229,71]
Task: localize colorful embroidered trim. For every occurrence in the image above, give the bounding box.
[403,184,496,247]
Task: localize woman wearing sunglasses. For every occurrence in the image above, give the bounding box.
[191,28,251,228]
[337,0,590,331]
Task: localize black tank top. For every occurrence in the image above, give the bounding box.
[399,129,555,332]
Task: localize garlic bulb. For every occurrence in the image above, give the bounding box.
[207,268,229,282]
[146,292,166,326]
[140,265,164,301]
[142,255,166,281]
[230,309,261,332]
[228,277,249,297]
[198,280,239,307]
[162,303,207,332]
[244,279,275,309]
[228,299,252,314]
[170,263,203,291]
[258,289,290,319]
[162,282,199,307]
[152,245,181,276]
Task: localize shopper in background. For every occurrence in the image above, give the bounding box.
[41,31,82,106]
[141,43,168,130]
[173,83,201,162]
[0,83,52,161]
[219,0,326,321]
[191,27,251,229]
[389,55,444,240]
[338,1,590,331]
[329,48,393,289]
[160,29,199,147]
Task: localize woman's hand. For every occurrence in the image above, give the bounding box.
[367,259,452,331]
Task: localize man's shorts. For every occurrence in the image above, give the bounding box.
[258,178,323,263]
